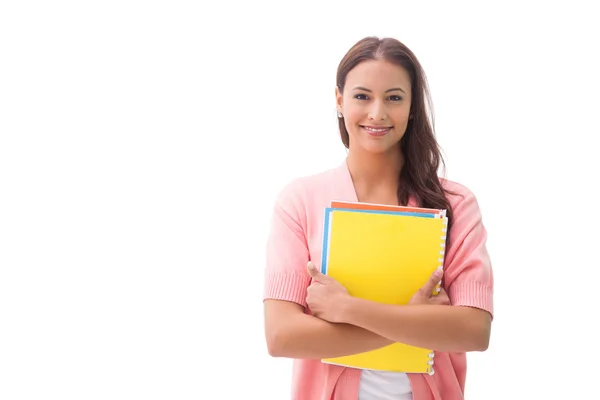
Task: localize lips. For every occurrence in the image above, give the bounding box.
[361,125,392,137]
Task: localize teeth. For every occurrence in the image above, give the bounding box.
[364,127,389,132]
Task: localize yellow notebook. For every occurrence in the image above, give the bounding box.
[320,205,447,374]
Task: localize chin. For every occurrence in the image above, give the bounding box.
[348,131,403,155]
[361,143,400,155]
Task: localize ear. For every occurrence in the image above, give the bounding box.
[335,86,343,114]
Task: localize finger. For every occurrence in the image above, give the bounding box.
[307,261,329,283]
[434,291,451,305]
[433,296,450,305]
[422,268,443,295]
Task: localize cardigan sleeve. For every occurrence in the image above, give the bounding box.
[262,181,312,309]
[443,185,494,319]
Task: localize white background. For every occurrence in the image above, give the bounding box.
[1,1,599,399]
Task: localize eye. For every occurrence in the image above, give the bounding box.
[354,94,369,100]
[388,95,403,101]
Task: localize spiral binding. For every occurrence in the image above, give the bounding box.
[434,215,448,295]
[427,214,448,375]
[426,352,435,375]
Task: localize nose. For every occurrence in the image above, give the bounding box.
[368,99,386,120]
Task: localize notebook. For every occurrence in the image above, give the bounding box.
[319,201,447,374]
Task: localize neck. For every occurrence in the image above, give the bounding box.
[346,148,404,194]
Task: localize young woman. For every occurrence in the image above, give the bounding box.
[263,36,494,400]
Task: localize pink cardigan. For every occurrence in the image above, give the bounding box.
[263,161,494,400]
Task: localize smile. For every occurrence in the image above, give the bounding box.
[361,125,392,137]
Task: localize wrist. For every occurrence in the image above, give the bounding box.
[337,294,360,324]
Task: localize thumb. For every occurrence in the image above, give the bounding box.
[307,261,329,283]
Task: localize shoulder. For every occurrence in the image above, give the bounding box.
[439,177,485,228]
[274,165,341,209]
[268,165,342,233]
[439,177,476,203]
[440,177,480,209]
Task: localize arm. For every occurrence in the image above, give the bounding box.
[262,182,390,360]
[338,298,491,352]
[342,184,493,353]
[347,183,494,353]
[264,299,392,359]
[304,184,495,354]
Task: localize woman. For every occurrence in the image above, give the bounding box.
[263,36,494,400]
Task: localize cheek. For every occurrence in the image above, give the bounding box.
[392,110,411,127]
[343,108,364,130]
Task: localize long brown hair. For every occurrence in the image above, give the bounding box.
[336,36,458,230]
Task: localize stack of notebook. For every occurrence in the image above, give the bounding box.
[319,200,448,375]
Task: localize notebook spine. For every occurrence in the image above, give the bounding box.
[426,216,447,376]
[434,216,448,295]
[427,351,435,375]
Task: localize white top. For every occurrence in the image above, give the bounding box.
[358,370,413,400]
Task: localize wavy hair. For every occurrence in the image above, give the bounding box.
[336,36,457,230]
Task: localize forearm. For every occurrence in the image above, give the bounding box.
[340,297,491,353]
[269,312,393,359]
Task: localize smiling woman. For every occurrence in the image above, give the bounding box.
[262,36,494,400]
[336,59,412,153]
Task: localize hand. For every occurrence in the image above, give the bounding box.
[305,261,350,323]
[408,269,451,306]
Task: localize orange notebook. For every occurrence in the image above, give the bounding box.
[330,200,445,217]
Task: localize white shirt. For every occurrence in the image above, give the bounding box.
[358,370,413,400]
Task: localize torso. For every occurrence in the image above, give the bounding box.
[269,161,482,399]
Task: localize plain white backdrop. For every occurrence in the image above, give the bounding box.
[1,1,599,399]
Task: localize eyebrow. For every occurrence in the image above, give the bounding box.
[352,86,407,95]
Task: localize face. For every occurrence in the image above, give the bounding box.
[336,59,412,155]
